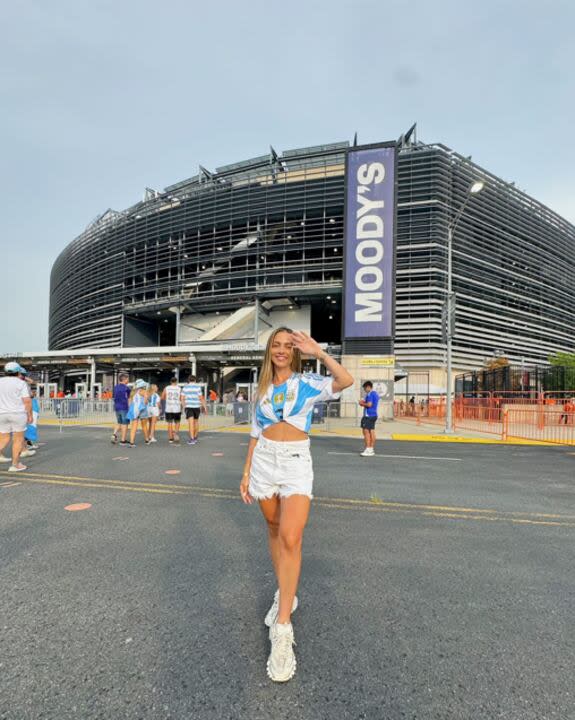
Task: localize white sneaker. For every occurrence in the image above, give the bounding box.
[264,589,299,627]
[8,464,27,472]
[20,449,36,458]
[0,455,10,463]
[149,437,158,443]
[267,622,296,682]
[360,448,375,457]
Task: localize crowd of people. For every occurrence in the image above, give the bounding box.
[111,373,208,447]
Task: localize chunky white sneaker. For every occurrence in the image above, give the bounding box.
[360,448,375,457]
[8,464,27,472]
[0,455,10,463]
[267,622,296,682]
[264,589,299,627]
[20,449,36,458]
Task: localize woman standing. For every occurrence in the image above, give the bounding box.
[127,380,149,447]
[240,328,353,682]
[147,384,160,442]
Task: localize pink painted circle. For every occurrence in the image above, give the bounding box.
[65,503,92,512]
[211,452,224,457]
[165,469,181,475]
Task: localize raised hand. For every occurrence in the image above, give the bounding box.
[291,331,323,359]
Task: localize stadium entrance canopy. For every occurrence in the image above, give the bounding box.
[0,341,331,396]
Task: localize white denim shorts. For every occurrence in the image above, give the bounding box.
[0,412,27,434]
[249,435,314,500]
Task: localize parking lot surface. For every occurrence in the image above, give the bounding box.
[1,428,574,720]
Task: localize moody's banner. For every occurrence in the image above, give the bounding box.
[343,145,396,339]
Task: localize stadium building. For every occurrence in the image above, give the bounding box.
[23,132,575,400]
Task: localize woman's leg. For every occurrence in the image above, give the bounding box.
[277,495,311,624]
[130,420,138,444]
[150,416,156,439]
[259,495,282,581]
[141,419,149,441]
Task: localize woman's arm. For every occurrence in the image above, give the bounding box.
[240,436,258,504]
[320,351,354,393]
[291,331,354,393]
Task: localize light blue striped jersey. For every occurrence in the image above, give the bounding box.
[147,392,160,409]
[251,373,340,438]
[182,383,203,408]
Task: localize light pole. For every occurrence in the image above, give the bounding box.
[444,179,484,433]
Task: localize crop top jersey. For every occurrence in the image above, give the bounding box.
[251,372,341,438]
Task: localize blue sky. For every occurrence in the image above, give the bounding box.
[1,0,573,353]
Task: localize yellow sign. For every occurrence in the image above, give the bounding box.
[360,356,395,367]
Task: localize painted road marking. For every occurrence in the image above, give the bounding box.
[0,481,21,488]
[7,471,575,529]
[65,503,92,512]
[165,470,181,475]
[328,451,462,462]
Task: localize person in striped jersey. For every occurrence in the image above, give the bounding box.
[182,375,207,445]
[240,327,354,682]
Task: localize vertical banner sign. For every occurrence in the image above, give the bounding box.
[343,145,396,339]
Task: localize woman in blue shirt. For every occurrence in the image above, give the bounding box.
[127,380,149,447]
[146,384,160,443]
[240,327,353,682]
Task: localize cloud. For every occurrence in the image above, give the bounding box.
[393,65,420,87]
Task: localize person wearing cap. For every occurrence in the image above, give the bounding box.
[127,380,150,447]
[0,362,34,472]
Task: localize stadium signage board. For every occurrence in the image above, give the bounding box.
[359,356,395,367]
[343,144,396,341]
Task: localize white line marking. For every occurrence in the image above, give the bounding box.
[327,451,462,462]
[1,482,21,488]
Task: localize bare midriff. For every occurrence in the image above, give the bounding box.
[262,421,308,442]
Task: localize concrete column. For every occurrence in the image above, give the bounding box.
[340,355,395,420]
[175,307,181,346]
[90,358,96,399]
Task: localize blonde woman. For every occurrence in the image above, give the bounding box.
[147,384,160,443]
[127,380,149,447]
[240,328,353,682]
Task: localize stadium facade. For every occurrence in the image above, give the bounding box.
[47,136,575,396]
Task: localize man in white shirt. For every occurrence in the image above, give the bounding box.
[0,362,34,472]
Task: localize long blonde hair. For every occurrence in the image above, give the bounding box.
[256,327,301,400]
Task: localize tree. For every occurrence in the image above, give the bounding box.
[548,352,575,368]
[484,355,510,371]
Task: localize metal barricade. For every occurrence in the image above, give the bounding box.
[38,398,116,430]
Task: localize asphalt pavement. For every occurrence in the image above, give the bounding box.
[1,427,574,720]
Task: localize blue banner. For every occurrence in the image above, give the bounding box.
[343,146,396,339]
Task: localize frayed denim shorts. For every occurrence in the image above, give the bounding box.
[249,435,313,500]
